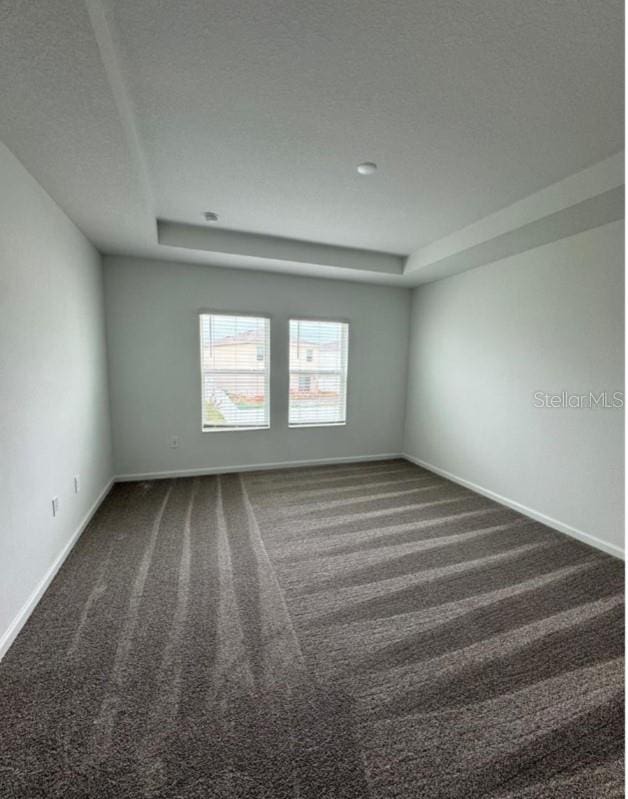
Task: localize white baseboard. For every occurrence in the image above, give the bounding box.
[402,453,624,561]
[115,452,403,482]
[0,478,115,662]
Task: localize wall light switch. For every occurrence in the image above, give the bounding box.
[52,497,60,517]
[74,475,80,494]
[170,435,180,449]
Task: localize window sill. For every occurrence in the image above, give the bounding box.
[289,422,347,429]
[202,426,270,433]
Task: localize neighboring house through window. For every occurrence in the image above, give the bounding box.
[289,319,349,426]
[199,313,270,430]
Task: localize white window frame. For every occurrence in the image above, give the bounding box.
[198,311,271,432]
[288,317,349,428]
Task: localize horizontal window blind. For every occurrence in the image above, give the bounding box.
[199,314,270,430]
[289,319,349,427]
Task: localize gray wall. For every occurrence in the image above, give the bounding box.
[404,220,624,555]
[104,256,411,476]
[0,142,113,651]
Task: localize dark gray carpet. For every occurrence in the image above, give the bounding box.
[0,459,624,798]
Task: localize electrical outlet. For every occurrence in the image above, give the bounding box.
[170,435,180,449]
[52,497,60,517]
[74,475,80,494]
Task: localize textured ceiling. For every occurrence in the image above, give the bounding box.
[0,0,623,283]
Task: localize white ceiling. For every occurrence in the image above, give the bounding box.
[0,0,623,285]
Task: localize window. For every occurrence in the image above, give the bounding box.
[289,319,349,427]
[199,313,270,430]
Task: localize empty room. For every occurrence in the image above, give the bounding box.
[0,2,624,797]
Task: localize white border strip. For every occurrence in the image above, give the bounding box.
[115,453,402,482]
[402,453,624,560]
[0,478,115,661]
